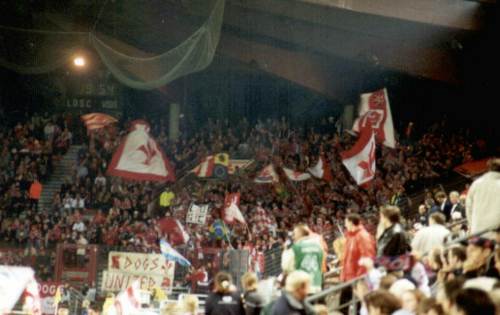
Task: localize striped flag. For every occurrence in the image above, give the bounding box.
[160,239,191,267]
[81,112,118,131]
[192,156,215,177]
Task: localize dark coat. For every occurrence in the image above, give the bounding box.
[205,291,245,315]
[270,292,308,315]
[242,290,265,315]
[377,223,411,257]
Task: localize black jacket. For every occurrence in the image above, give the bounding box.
[205,291,245,315]
[242,290,265,315]
[271,292,308,315]
[377,223,411,257]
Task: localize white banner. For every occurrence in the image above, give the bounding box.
[108,251,173,274]
[105,252,175,293]
[101,270,174,293]
[186,203,210,224]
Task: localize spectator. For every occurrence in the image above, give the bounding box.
[271,270,311,315]
[448,191,465,220]
[241,272,265,315]
[466,158,500,236]
[205,272,245,315]
[363,290,401,315]
[450,288,496,315]
[411,213,450,257]
[281,224,324,293]
[377,206,410,258]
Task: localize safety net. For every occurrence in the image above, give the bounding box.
[0,0,225,89]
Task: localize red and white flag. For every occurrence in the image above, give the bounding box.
[0,266,35,314]
[107,120,175,182]
[113,281,141,315]
[254,164,279,183]
[81,112,118,131]
[158,217,190,245]
[341,131,376,186]
[352,88,396,148]
[307,156,333,181]
[23,280,42,315]
[224,192,246,224]
[192,155,215,178]
[283,167,311,181]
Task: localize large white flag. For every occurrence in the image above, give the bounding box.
[282,167,311,181]
[352,88,396,148]
[107,120,175,182]
[341,132,376,186]
[0,266,35,314]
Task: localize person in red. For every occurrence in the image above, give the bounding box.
[28,177,42,210]
[340,213,376,281]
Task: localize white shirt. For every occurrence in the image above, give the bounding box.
[466,172,500,235]
[73,221,86,233]
[411,224,450,255]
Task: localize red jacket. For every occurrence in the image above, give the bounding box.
[340,225,376,281]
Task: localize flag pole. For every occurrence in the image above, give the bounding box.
[222,220,234,249]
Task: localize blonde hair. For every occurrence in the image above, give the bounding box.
[241,272,259,291]
[285,270,311,293]
[180,295,199,314]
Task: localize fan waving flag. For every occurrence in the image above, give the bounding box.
[107,120,175,182]
[157,217,190,245]
[254,164,279,183]
[308,156,333,181]
[160,239,191,267]
[81,112,118,131]
[224,192,246,224]
[352,88,396,148]
[341,131,377,186]
[193,155,215,178]
[283,167,311,181]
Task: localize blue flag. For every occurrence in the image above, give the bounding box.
[160,239,191,267]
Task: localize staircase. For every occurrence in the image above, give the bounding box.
[39,145,82,211]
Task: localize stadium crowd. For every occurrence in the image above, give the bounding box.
[1,111,499,315]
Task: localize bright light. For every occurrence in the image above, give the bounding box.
[73,57,86,67]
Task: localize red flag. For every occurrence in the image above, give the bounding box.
[158,217,190,245]
[282,167,311,181]
[223,193,245,224]
[352,88,395,148]
[254,164,279,184]
[81,112,118,131]
[107,120,175,182]
[23,280,41,315]
[307,156,333,181]
[341,132,376,186]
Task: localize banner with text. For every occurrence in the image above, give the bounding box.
[105,252,175,293]
[39,282,63,315]
[186,203,210,224]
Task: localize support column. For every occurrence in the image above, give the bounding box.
[169,102,180,141]
[342,104,355,131]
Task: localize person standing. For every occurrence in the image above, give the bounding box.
[411,213,450,257]
[377,206,411,258]
[281,224,324,293]
[205,272,245,315]
[341,213,376,281]
[466,158,500,236]
[271,270,311,315]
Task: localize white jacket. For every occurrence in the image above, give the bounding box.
[466,171,500,234]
